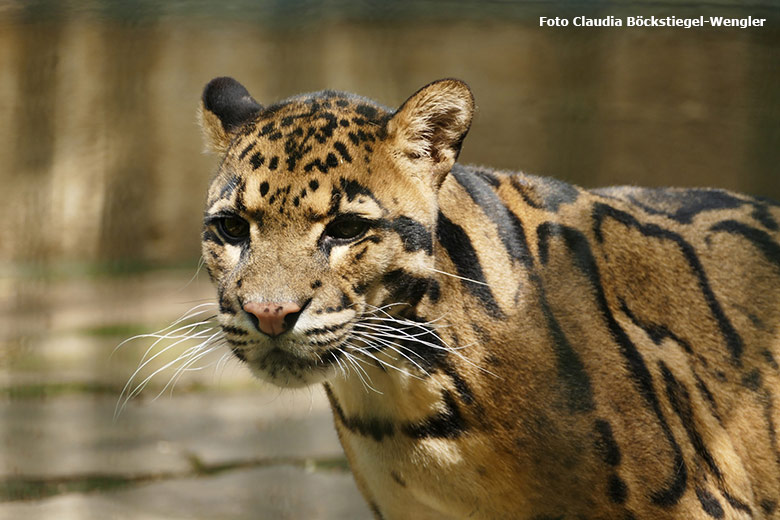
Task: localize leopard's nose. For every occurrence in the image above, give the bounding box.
[243,301,303,337]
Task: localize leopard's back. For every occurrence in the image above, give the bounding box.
[456,168,780,518]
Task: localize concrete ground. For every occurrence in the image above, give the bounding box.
[0,269,372,519]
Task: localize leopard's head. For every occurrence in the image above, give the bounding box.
[198,77,473,387]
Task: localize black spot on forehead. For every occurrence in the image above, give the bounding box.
[334,142,353,163]
[356,104,379,119]
[340,177,374,202]
[238,141,256,160]
[328,187,342,215]
[249,152,264,169]
[213,173,240,203]
[259,122,275,136]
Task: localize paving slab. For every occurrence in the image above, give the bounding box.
[1,390,342,477]
[0,465,372,520]
[1,270,232,390]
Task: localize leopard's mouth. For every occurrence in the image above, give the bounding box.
[260,345,344,369]
[243,341,346,388]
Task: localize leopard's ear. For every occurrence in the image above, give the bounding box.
[387,79,474,188]
[198,77,262,154]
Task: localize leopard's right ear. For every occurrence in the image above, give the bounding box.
[198,77,262,154]
[387,79,474,189]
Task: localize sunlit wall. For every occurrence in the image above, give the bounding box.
[1,0,777,268]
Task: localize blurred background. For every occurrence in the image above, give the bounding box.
[1,0,778,518]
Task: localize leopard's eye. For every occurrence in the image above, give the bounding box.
[324,217,370,241]
[216,216,250,243]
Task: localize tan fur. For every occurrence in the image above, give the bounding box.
[199,78,780,519]
[387,79,474,187]
[197,103,234,154]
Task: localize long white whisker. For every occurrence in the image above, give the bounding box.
[423,266,490,286]
[331,350,349,380]
[134,320,218,367]
[117,339,211,417]
[345,335,429,380]
[131,338,217,402]
[122,326,219,392]
[181,256,207,289]
[341,349,381,394]
[114,305,223,420]
[111,307,216,357]
[353,323,463,347]
[353,324,458,354]
[361,302,451,324]
[354,313,500,379]
[349,332,431,377]
[118,330,212,411]
[159,336,225,399]
[215,351,235,380]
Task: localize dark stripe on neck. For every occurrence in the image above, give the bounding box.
[436,211,505,319]
[451,165,531,265]
[619,299,694,355]
[324,385,467,441]
[323,383,395,442]
[402,391,466,439]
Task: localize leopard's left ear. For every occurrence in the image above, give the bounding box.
[198,77,262,154]
[387,79,474,188]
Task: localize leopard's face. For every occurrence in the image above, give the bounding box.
[201,92,443,387]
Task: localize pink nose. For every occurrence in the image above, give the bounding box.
[243,301,302,337]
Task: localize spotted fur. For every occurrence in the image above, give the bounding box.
[198,77,780,519]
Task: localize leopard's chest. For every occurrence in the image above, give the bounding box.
[334,422,523,520]
[339,430,468,518]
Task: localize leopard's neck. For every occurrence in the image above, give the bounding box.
[323,165,526,429]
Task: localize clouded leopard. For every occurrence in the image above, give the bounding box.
[196,76,780,519]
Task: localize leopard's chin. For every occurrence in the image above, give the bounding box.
[246,346,343,388]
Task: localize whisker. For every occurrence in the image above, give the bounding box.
[133,320,218,367]
[214,351,235,382]
[118,330,213,407]
[126,325,219,385]
[345,335,429,381]
[111,307,216,358]
[349,331,431,377]
[341,349,381,394]
[180,256,207,289]
[353,324,460,354]
[331,350,349,380]
[423,266,490,286]
[159,338,226,398]
[116,334,218,419]
[355,311,500,379]
[114,304,224,420]
[353,323,461,347]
